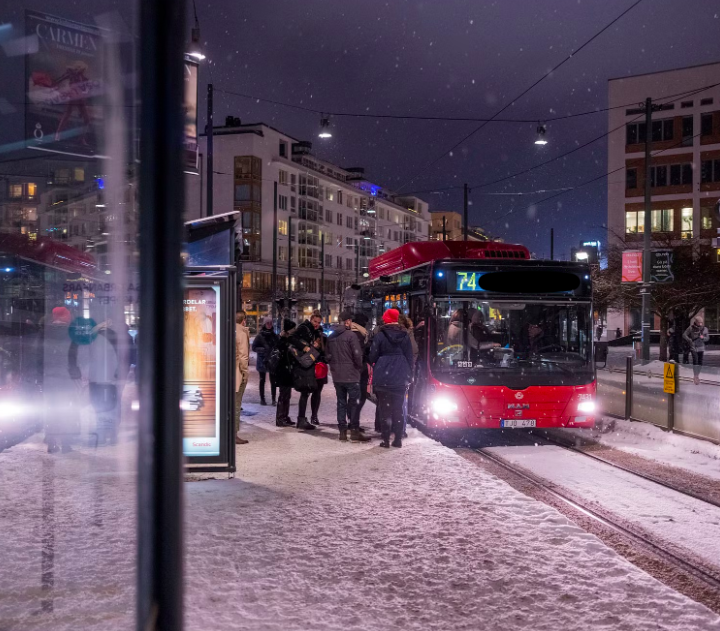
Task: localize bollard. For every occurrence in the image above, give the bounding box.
[667,361,677,432]
[625,355,633,420]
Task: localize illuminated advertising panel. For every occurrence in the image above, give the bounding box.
[183,57,199,172]
[183,285,221,457]
[621,251,643,283]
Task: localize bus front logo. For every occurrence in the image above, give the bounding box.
[467,377,476,385]
[514,392,524,400]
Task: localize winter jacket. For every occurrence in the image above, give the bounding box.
[236,324,250,392]
[289,344,320,393]
[274,332,295,388]
[252,328,279,373]
[684,324,710,353]
[351,322,370,380]
[326,325,364,383]
[368,324,414,391]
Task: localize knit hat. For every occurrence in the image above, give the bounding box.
[352,313,369,328]
[339,310,354,322]
[262,316,273,328]
[283,318,295,332]
[52,306,72,325]
[382,308,400,325]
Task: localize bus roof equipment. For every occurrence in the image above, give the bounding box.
[369,241,530,279]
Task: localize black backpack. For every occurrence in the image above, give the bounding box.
[265,345,283,374]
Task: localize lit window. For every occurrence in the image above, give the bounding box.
[625,211,642,234]
[681,207,693,239]
[9,184,22,198]
[717,248,720,263]
[27,183,37,197]
[278,220,288,236]
[701,204,714,230]
[651,209,673,233]
[74,168,85,182]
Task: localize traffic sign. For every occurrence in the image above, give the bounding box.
[663,362,676,394]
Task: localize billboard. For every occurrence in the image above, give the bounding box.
[621,250,643,283]
[25,11,105,157]
[184,57,199,172]
[183,286,221,457]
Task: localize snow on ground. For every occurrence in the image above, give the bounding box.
[562,418,720,482]
[488,444,720,570]
[2,372,720,630]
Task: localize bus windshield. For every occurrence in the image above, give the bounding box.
[432,299,594,387]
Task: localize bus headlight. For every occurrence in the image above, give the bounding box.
[577,400,596,414]
[432,397,458,415]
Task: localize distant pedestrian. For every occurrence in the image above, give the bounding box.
[369,308,414,449]
[235,311,250,445]
[327,311,371,443]
[252,316,279,405]
[615,327,622,339]
[274,319,297,427]
[684,318,709,384]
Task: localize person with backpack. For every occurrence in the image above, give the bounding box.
[326,311,371,443]
[350,313,370,428]
[273,319,297,428]
[369,308,414,449]
[288,317,321,431]
[252,316,279,405]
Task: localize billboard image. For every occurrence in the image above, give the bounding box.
[621,250,643,283]
[183,286,221,457]
[184,57,199,172]
[25,11,105,157]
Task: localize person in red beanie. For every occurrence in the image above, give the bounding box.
[52,306,72,325]
[368,308,414,448]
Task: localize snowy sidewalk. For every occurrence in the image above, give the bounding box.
[2,372,720,630]
[184,375,720,630]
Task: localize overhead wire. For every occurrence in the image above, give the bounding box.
[392,0,645,194]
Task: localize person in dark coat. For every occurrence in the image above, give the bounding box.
[274,319,297,427]
[351,313,370,429]
[252,316,279,405]
[369,308,414,449]
[288,316,321,431]
[326,311,371,443]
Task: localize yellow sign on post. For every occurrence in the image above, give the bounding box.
[663,362,676,394]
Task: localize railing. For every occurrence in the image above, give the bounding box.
[597,355,720,444]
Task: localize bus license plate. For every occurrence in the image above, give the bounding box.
[501,419,536,428]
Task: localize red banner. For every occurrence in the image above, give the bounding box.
[621,250,643,283]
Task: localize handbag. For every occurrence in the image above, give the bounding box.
[315,362,328,380]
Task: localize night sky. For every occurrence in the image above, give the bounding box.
[2,0,719,257]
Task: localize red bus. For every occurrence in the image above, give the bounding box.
[362,241,596,437]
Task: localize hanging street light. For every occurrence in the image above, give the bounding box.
[318,115,332,139]
[535,123,548,146]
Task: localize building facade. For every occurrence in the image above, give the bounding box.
[606,62,720,334]
[429,210,494,242]
[185,119,431,328]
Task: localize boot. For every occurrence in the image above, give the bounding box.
[235,436,249,445]
[311,417,320,425]
[379,439,390,448]
[339,429,348,442]
[284,418,296,426]
[276,419,287,427]
[260,397,267,406]
[271,398,277,406]
[391,437,402,448]
[297,417,316,431]
[350,429,371,443]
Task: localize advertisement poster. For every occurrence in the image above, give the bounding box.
[183,286,221,457]
[650,250,674,283]
[621,250,643,283]
[184,57,199,172]
[25,11,105,157]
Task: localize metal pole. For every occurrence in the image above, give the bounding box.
[272,182,278,325]
[137,0,185,627]
[625,355,633,420]
[355,241,359,284]
[550,228,554,261]
[442,215,446,241]
[463,183,469,241]
[206,83,213,217]
[287,215,292,303]
[641,96,652,362]
[320,238,325,323]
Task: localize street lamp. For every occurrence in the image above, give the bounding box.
[318,115,332,139]
[534,123,548,146]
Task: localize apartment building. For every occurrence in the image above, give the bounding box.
[186,119,431,327]
[607,62,720,333]
[429,210,494,242]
